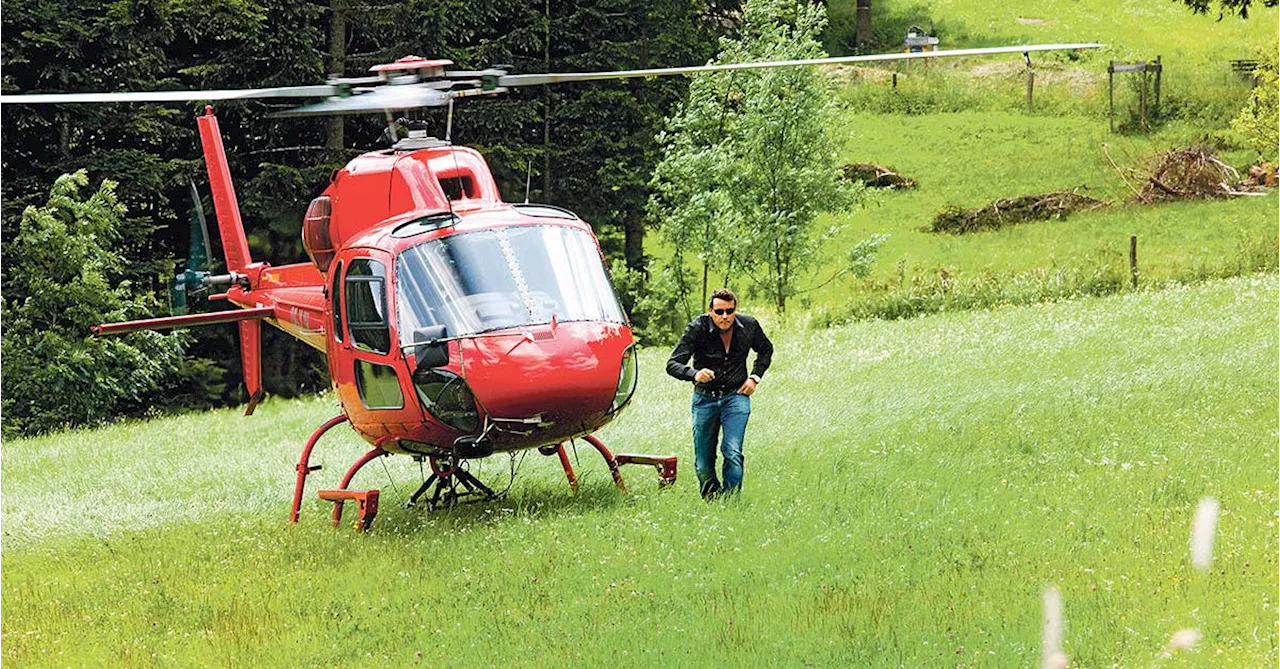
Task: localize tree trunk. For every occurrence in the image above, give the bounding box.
[855,0,873,52]
[625,214,645,271]
[623,0,649,273]
[542,0,552,200]
[775,244,786,312]
[701,259,709,309]
[326,0,347,150]
[59,116,70,158]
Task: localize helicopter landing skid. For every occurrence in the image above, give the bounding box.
[540,435,678,491]
[404,456,500,511]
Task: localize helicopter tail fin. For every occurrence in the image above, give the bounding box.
[196,106,253,273]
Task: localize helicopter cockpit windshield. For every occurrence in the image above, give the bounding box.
[396,225,626,345]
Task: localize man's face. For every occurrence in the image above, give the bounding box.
[709,298,737,331]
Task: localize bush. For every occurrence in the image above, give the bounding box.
[1229,43,1279,163]
[1,172,193,437]
[610,259,692,346]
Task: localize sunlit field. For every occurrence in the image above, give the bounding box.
[4,274,1275,666]
[3,0,1277,664]
[805,111,1280,311]
[787,0,1279,316]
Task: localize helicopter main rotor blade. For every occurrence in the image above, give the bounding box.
[0,85,339,105]
[270,85,454,117]
[496,43,1102,87]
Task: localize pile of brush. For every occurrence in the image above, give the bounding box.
[841,163,917,189]
[1126,147,1264,202]
[1244,163,1277,188]
[930,188,1104,234]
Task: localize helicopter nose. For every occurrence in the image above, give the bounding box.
[458,322,632,428]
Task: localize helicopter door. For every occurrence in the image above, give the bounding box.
[330,252,423,435]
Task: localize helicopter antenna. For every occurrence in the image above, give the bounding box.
[444,131,462,218]
[523,159,533,204]
[445,97,455,143]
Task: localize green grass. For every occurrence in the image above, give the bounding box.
[645,0,1278,330]
[4,274,1276,666]
[788,110,1280,314]
[826,0,1278,61]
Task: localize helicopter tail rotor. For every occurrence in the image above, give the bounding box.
[170,180,213,316]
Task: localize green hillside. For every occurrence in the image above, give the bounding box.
[4,275,1276,666]
[826,0,1278,60]
[646,1,1279,328]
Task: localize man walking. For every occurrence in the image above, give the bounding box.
[666,289,773,499]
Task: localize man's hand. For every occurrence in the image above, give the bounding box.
[737,378,757,396]
[694,368,716,383]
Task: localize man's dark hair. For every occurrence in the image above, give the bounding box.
[709,288,736,308]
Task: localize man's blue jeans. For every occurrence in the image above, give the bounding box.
[691,391,751,496]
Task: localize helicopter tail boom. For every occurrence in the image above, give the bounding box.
[91,306,275,336]
[196,106,253,273]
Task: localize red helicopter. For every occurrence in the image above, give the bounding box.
[5,44,1099,530]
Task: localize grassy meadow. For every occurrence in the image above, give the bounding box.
[763,0,1279,321]
[4,274,1277,666]
[803,110,1280,312]
[4,1,1278,666]
[826,0,1278,62]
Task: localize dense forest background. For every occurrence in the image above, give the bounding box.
[1,0,742,433]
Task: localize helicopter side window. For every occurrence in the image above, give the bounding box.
[439,174,477,200]
[354,359,404,410]
[330,261,343,343]
[345,259,391,354]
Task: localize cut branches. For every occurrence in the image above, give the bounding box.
[1132,147,1260,202]
[930,188,1104,234]
[841,163,917,189]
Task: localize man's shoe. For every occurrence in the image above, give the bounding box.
[700,479,722,501]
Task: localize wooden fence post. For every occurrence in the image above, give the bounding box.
[1108,63,1115,133]
[1153,56,1162,117]
[1139,69,1149,130]
[1129,235,1139,288]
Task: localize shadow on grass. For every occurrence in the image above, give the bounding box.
[367,475,673,536]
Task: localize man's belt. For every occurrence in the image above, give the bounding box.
[694,387,734,398]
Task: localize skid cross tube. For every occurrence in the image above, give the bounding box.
[551,436,679,491]
[290,414,349,523]
[582,434,626,490]
[555,443,579,491]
